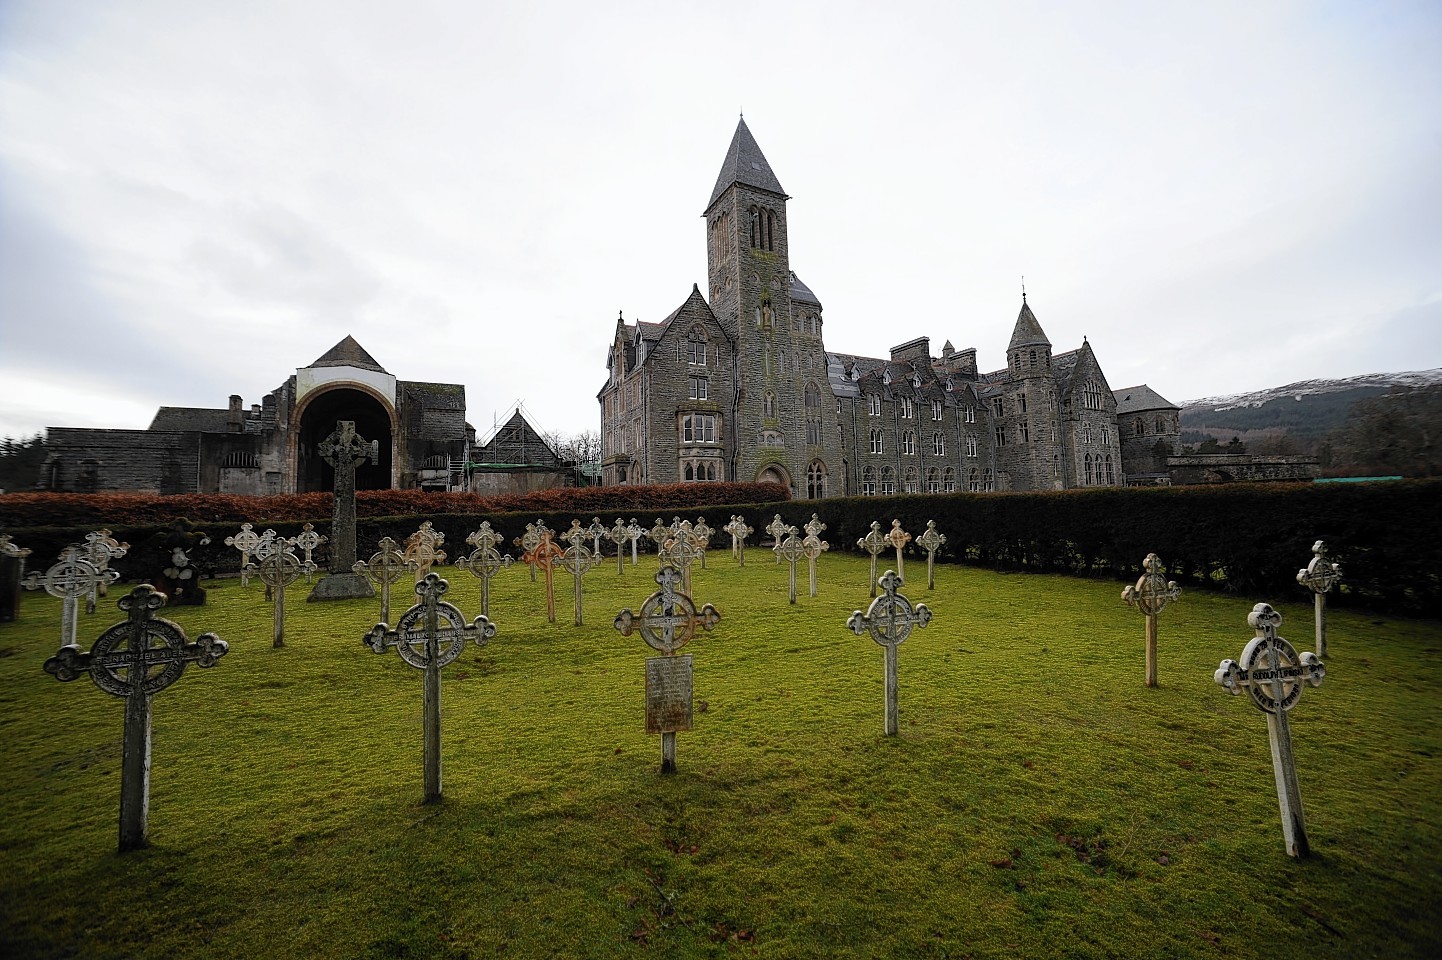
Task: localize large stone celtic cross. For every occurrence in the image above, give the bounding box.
[364,574,495,804]
[916,520,946,590]
[44,584,227,851]
[1122,553,1182,688]
[857,521,890,598]
[848,569,933,736]
[1214,603,1326,858]
[559,521,598,626]
[1297,540,1343,658]
[81,529,129,614]
[724,515,753,566]
[311,420,379,601]
[25,545,119,649]
[354,536,417,624]
[456,522,512,620]
[246,538,315,647]
[614,565,721,774]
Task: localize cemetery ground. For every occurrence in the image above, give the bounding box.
[1,552,1438,960]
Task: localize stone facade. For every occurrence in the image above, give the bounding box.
[40,337,473,495]
[599,119,1156,497]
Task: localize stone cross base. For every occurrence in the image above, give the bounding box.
[307,571,377,602]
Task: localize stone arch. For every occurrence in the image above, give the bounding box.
[756,462,792,492]
[291,384,398,493]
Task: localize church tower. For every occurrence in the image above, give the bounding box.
[1000,296,1065,490]
[703,118,839,496]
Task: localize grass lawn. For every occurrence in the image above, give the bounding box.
[1,548,1439,959]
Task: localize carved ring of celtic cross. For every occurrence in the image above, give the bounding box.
[848,571,933,648]
[370,577,473,670]
[614,567,719,655]
[1214,604,1325,715]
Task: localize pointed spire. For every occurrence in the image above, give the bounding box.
[1007,299,1051,351]
[309,335,387,373]
[706,117,786,212]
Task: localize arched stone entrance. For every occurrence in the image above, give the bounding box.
[294,388,395,493]
[756,463,792,493]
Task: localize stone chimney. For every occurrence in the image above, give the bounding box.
[889,336,931,364]
[227,395,243,432]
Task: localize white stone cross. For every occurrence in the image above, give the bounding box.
[766,515,790,564]
[776,527,806,604]
[614,565,721,774]
[43,583,227,851]
[1296,540,1342,658]
[724,515,753,566]
[885,520,912,581]
[803,531,829,598]
[648,519,671,554]
[625,519,643,566]
[293,522,328,581]
[848,569,933,736]
[455,524,512,620]
[245,538,315,647]
[225,523,264,588]
[559,521,599,626]
[658,531,700,596]
[364,574,495,804]
[25,545,119,649]
[522,528,565,624]
[916,520,946,590]
[608,519,630,574]
[691,517,714,569]
[353,536,417,625]
[514,520,550,582]
[587,518,607,557]
[81,529,129,614]
[403,521,447,583]
[1122,553,1182,688]
[803,513,827,540]
[1214,602,1325,858]
[857,521,890,598]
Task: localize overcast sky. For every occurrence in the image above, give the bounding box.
[1,0,1439,443]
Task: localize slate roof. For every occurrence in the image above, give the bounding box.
[1007,299,1051,351]
[401,381,466,410]
[706,117,787,211]
[309,335,388,373]
[1114,384,1179,414]
[790,271,821,308]
[148,407,232,433]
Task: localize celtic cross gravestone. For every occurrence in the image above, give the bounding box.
[1122,553,1182,688]
[1214,603,1326,858]
[364,574,495,804]
[81,529,129,614]
[225,523,264,588]
[765,515,790,564]
[608,519,630,574]
[353,536,417,624]
[523,528,564,624]
[776,527,805,604]
[916,521,946,590]
[691,518,714,569]
[857,522,889,598]
[803,530,829,599]
[246,537,315,647]
[403,522,447,583]
[559,521,598,626]
[456,522,511,620]
[648,519,670,555]
[848,570,933,736]
[587,518,607,557]
[724,515,753,566]
[25,545,119,649]
[43,584,227,851]
[309,420,379,601]
[626,519,643,566]
[614,565,721,774]
[515,521,549,582]
[885,520,912,581]
[1296,540,1342,658]
[658,531,700,596]
[293,523,328,581]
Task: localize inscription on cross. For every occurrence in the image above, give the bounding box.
[724,515,753,567]
[81,529,129,614]
[310,419,379,601]
[25,545,119,649]
[1214,603,1326,858]
[44,584,227,851]
[364,574,495,804]
[614,565,721,774]
[245,537,315,647]
[848,570,933,736]
[1122,553,1182,688]
[1296,540,1343,658]
[857,522,890,598]
[559,521,599,626]
[455,522,512,620]
[916,521,946,590]
[354,536,418,624]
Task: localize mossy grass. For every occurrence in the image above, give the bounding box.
[2,553,1438,958]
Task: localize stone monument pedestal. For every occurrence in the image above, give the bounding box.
[308,571,375,602]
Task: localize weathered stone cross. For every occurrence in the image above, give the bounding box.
[857,521,890,598]
[403,521,447,583]
[43,584,227,851]
[614,565,721,774]
[776,527,805,604]
[765,515,790,564]
[559,521,599,626]
[691,517,715,569]
[224,523,263,588]
[1122,553,1182,688]
[803,530,829,599]
[885,520,912,581]
[455,522,511,620]
[245,537,315,647]
[514,521,549,582]
[848,569,933,736]
[523,527,565,624]
[81,529,129,614]
[587,517,607,557]
[353,536,417,625]
[608,519,630,574]
[648,519,671,555]
[1296,540,1342,658]
[311,420,379,601]
[724,515,753,566]
[1214,602,1326,858]
[293,522,328,581]
[658,530,700,596]
[364,573,495,804]
[625,519,643,566]
[25,545,119,649]
[916,520,946,590]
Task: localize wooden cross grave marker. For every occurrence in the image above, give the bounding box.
[1297,540,1343,658]
[614,565,721,774]
[514,521,549,582]
[765,515,790,564]
[245,537,315,647]
[353,536,417,625]
[1214,602,1326,858]
[456,522,512,620]
[43,584,227,851]
[310,420,379,601]
[81,529,129,614]
[364,574,495,804]
[403,522,447,583]
[1122,553,1182,688]
[916,521,946,590]
[857,521,890,598]
[848,569,933,736]
[25,545,119,649]
[559,521,599,626]
[724,515,753,567]
[522,527,565,624]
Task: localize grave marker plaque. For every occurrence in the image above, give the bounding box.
[916,521,946,590]
[848,570,933,736]
[857,521,889,598]
[309,419,379,601]
[614,566,721,773]
[1296,540,1342,658]
[1214,603,1326,858]
[25,545,119,649]
[246,538,315,647]
[364,574,495,803]
[43,584,227,851]
[1122,553,1182,688]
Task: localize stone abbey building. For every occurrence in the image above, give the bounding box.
[598,118,1181,497]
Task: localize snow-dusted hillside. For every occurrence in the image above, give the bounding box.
[1183,369,1442,412]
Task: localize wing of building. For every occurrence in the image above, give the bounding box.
[598,118,1168,497]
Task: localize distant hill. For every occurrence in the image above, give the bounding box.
[1178,369,1442,451]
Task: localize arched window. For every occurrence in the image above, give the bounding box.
[966,436,978,458]
[1134,418,1145,436]
[684,463,694,482]
[805,383,822,445]
[983,468,994,492]
[766,210,775,251]
[880,466,896,496]
[901,431,916,456]
[1084,454,1094,486]
[968,468,980,492]
[861,465,877,496]
[1155,417,1167,434]
[942,467,956,493]
[902,468,918,493]
[748,207,759,248]
[1029,350,1037,367]
[926,467,940,494]
[1104,455,1114,485]
[807,460,827,499]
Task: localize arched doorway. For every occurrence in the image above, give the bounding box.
[756,463,792,494]
[295,388,394,493]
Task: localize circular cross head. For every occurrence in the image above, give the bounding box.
[392,597,472,669]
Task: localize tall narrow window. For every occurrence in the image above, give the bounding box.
[968,468,980,492]
[901,431,916,456]
[861,466,876,496]
[880,466,896,496]
[932,433,945,456]
[942,467,956,493]
[903,468,918,494]
[807,460,827,499]
[1084,454,1094,486]
[687,329,707,365]
[689,377,708,400]
[870,430,883,454]
[1020,422,1029,443]
[931,400,943,420]
[869,395,881,416]
[983,468,994,492]
[805,383,822,446]
[966,436,978,458]
[926,467,940,494]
